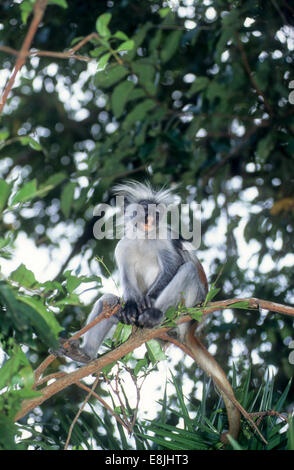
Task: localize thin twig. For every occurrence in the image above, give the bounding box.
[34,371,67,388]
[75,380,129,431]
[34,354,56,384]
[249,410,289,426]
[64,375,99,450]
[0,0,48,116]
[235,33,273,116]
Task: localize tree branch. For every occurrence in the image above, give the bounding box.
[0,0,48,116]
[235,33,273,116]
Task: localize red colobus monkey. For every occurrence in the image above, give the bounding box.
[80,180,208,360]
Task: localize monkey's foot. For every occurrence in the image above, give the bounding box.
[50,338,91,363]
[137,308,164,328]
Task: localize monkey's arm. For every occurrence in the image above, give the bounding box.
[146,248,182,300]
[115,240,152,322]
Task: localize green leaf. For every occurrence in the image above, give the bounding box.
[0,236,12,251]
[122,99,156,129]
[96,13,112,38]
[204,286,220,304]
[287,416,294,450]
[19,0,34,25]
[18,365,35,389]
[187,76,210,98]
[90,46,108,58]
[159,7,171,18]
[226,435,244,450]
[11,179,37,205]
[0,179,11,213]
[54,293,80,307]
[60,182,75,218]
[13,388,42,399]
[228,301,250,309]
[19,136,42,151]
[160,30,182,63]
[114,31,129,41]
[10,264,38,289]
[256,134,275,165]
[116,40,135,52]
[17,295,63,337]
[48,0,68,7]
[113,323,132,345]
[132,61,156,95]
[146,339,166,364]
[63,271,101,293]
[95,64,128,89]
[0,128,9,141]
[111,80,135,117]
[0,282,26,330]
[97,52,111,71]
[41,172,67,188]
[134,357,148,376]
[0,415,18,450]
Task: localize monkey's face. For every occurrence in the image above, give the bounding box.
[125,200,164,238]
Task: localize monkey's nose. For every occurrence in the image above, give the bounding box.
[144,216,154,230]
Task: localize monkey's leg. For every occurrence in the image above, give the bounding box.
[80,294,120,360]
[52,294,120,363]
[154,261,206,313]
[135,262,205,328]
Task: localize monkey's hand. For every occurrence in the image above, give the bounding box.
[118,296,154,326]
[117,299,138,324]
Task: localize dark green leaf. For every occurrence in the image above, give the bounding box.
[146,339,166,364]
[95,64,128,89]
[0,179,11,213]
[60,182,75,218]
[111,80,135,117]
[122,99,156,129]
[160,30,182,63]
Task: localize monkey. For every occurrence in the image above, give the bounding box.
[53,180,242,442]
[54,181,208,361]
[77,181,209,359]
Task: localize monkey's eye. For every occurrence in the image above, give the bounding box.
[132,210,138,218]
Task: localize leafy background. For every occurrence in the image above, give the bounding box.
[0,0,293,450]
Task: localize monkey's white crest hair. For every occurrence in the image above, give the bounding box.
[112,180,177,205]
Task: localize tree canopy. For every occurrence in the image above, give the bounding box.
[0,0,294,451]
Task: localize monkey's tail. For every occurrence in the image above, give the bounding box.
[185,323,268,445]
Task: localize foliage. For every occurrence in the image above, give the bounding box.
[1,363,292,450]
[0,0,293,451]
